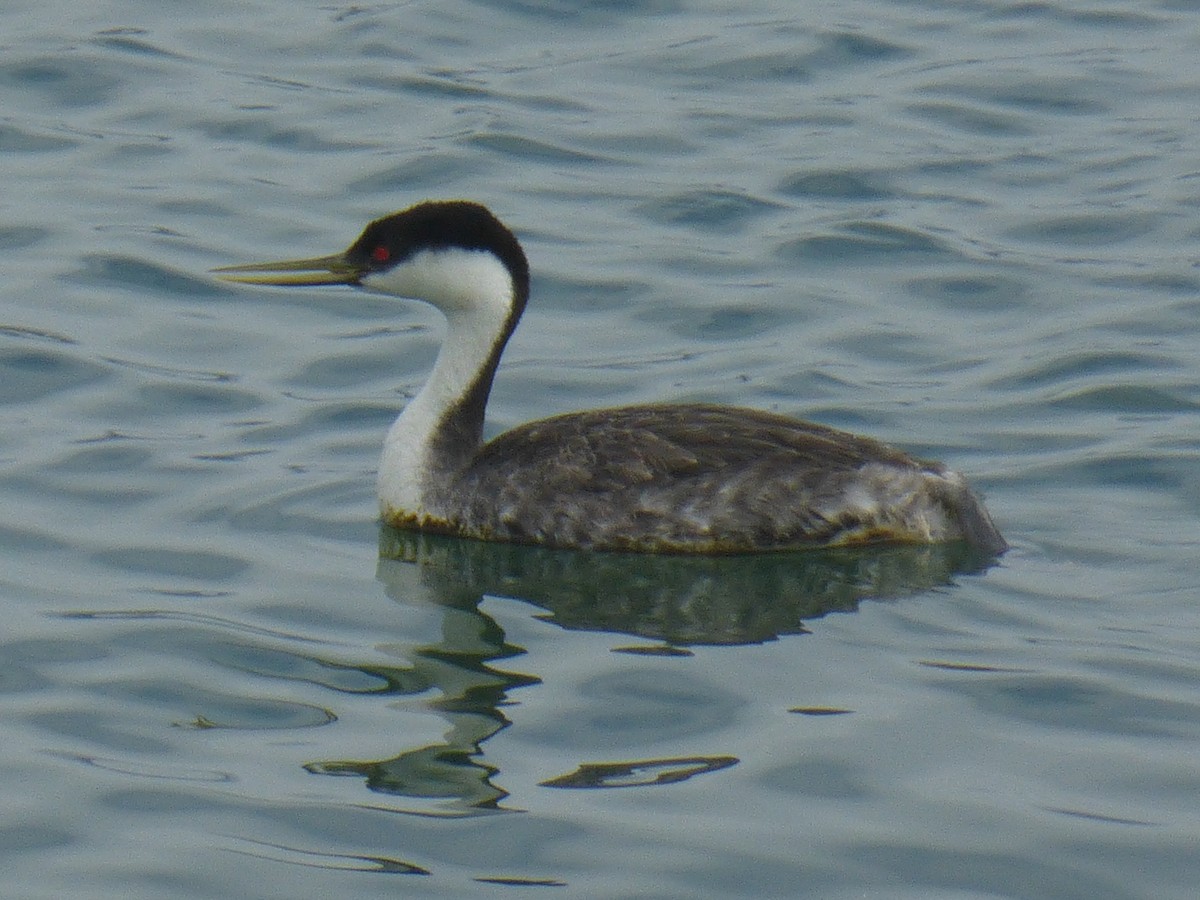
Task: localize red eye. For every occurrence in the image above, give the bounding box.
[371,245,390,263]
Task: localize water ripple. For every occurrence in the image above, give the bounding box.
[640,188,783,230]
[3,1,1200,897]
[0,345,109,404]
[89,547,251,581]
[0,123,79,153]
[779,168,898,201]
[776,221,958,264]
[67,254,224,298]
[0,52,124,109]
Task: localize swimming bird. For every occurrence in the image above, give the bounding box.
[214,200,1006,555]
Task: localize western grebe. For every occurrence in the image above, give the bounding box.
[215,200,1006,555]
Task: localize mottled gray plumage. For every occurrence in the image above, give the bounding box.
[428,403,1005,554]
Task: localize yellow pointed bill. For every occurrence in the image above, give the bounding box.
[212,253,362,287]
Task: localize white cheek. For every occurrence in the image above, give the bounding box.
[359,257,434,301]
[360,248,513,316]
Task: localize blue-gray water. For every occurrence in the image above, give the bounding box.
[3,1,1199,897]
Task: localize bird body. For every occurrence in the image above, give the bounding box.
[216,200,1006,556]
[395,402,1000,554]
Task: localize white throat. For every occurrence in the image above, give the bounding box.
[372,248,517,520]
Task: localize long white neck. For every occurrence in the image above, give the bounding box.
[373,249,519,520]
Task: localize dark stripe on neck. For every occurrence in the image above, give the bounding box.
[430,275,528,469]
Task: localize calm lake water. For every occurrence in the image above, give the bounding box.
[3,1,1199,897]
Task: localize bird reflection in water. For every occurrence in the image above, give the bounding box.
[380,528,999,647]
[302,530,999,815]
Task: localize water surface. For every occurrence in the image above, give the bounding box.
[2,1,1199,897]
